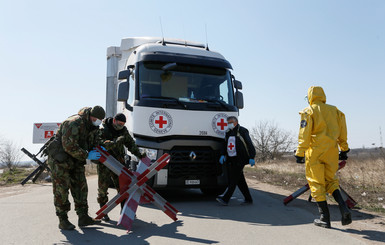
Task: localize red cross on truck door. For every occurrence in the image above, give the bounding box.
[227,136,237,157]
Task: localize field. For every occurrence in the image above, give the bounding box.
[0,162,98,186]
[1,151,384,214]
[244,152,385,213]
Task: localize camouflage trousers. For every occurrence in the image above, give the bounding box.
[97,162,120,206]
[48,157,88,217]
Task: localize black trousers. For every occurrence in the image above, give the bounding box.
[222,160,252,202]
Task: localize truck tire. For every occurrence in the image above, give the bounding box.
[200,187,226,196]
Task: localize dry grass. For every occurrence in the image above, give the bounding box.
[0,162,98,186]
[245,156,385,214]
[338,157,385,213]
[0,168,31,186]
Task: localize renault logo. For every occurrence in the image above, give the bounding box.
[189,151,197,160]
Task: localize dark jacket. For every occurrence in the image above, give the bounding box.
[99,117,142,162]
[221,124,256,165]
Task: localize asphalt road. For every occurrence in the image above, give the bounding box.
[0,176,384,245]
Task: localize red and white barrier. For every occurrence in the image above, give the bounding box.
[283,160,357,209]
[94,146,178,232]
[340,187,358,209]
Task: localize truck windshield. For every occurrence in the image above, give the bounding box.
[138,62,235,109]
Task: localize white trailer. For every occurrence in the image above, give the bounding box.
[106,37,244,194]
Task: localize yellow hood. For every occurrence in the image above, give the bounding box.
[308,86,326,105]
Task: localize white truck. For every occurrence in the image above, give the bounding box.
[105,37,244,194]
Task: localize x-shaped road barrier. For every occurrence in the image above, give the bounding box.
[20,148,50,185]
[95,146,178,232]
[283,160,357,208]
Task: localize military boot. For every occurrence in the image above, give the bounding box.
[99,204,110,221]
[332,189,352,226]
[314,201,331,228]
[78,213,101,227]
[58,215,75,230]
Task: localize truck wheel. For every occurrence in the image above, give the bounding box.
[200,187,226,196]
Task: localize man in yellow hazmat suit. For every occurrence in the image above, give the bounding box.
[295,86,351,228]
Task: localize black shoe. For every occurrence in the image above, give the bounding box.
[332,189,352,226]
[58,215,75,230]
[240,199,253,205]
[216,197,228,206]
[314,201,331,228]
[102,214,110,222]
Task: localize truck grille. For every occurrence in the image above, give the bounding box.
[166,147,220,178]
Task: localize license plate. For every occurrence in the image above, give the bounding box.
[185,179,200,185]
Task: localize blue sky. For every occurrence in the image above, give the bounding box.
[1,0,384,159]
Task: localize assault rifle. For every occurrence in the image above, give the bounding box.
[20,146,51,185]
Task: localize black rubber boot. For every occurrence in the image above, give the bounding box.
[332,189,352,226]
[314,201,331,228]
[58,214,75,230]
[78,213,101,227]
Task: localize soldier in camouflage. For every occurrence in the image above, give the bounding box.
[47,106,105,230]
[97,113,144,221]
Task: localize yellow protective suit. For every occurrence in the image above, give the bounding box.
[296,86,349,202]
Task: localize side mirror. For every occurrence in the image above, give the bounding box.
[118,70,131,80]
[235,91,244,109]
[234,80,242,90]
[117,81,129,101]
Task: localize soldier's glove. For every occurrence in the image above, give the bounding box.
[295,155,305,164]
[249,159,255,167]
[339,149,350,160]
[219,155,226,165]
[87,150,101,160]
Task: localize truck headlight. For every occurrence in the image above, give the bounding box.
[139,147,158,161]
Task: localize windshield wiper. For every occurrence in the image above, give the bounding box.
[201,98,231,110]
[142,96,187,109]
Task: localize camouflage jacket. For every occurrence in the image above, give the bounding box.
[57,107,100,162]
[99,117,142,160]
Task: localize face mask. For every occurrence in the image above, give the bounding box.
[113,123,124,130]
[227,123,235,130]
[92,119,102,126]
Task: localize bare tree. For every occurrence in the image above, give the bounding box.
[250,121,295,162]
[0,138,22,171]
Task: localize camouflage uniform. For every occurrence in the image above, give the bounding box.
[47,107,99,217]
[97,117,142,206]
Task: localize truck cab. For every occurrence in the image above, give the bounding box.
[106,37,244,194]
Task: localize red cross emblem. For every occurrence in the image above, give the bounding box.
[228,143,235,150]
[217,118,227,130]
[155,116,168,129]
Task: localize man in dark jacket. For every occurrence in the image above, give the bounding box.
[216,116,256,205]
[97,113,145,221]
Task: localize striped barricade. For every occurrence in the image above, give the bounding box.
[94,146,178,232]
